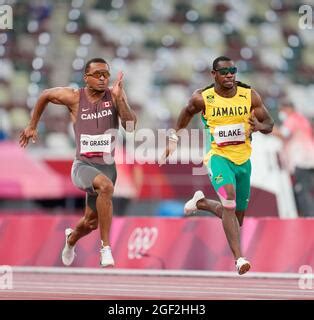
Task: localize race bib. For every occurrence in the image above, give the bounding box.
[80,134,111,155]
[214,123,245,146]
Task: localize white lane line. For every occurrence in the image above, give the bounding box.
[1,287,313,299]
[11,275,304,289]
[12,280,314,295]
[12,266,310,279]
[13,277,301,288]
[7,284,314,297]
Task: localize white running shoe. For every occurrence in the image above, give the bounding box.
[184,190,205,215]
[236,257,251,275]
[100,246,115,267]
[61,228,76,266]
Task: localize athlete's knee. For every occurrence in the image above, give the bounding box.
[222,199,236,210]
[97,180,114,197]
[93,174,114,196]
[217,186,236,209]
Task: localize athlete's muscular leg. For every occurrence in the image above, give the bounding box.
[67,206,98,246]
[196,198,223,219]
[187,197,249,261]
[93,174,114,247]
[197,198,245,227]
[217,184,242,260]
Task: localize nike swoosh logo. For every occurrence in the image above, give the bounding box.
[82,108,89,112]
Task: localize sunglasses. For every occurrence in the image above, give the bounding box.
[86,70,111,79]
[214,67,237,75]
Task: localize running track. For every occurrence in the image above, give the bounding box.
[0,267,313,300]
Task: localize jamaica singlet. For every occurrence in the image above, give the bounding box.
[201,82,252,165]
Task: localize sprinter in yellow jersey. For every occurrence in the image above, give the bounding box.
[161,56,274,275]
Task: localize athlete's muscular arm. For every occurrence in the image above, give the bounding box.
[249,89,274,134]
[19,87,77,148]
[114,90,137,131]
[111,71,137,132]
[159,90,205,165]
[175,90,205,132]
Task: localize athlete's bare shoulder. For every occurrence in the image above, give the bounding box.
[250,88,263,109]
[43,86,79,107]
[188,88,205,113]
[250,87,274,126]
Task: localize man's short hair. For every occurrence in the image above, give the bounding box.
[212,56,232,70]
[84,58,109,73]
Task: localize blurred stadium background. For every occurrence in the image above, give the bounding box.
[0,0,314,272]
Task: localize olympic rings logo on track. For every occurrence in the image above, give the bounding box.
[128,227,158,259]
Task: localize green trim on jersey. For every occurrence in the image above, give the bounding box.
[201,113,212,154]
